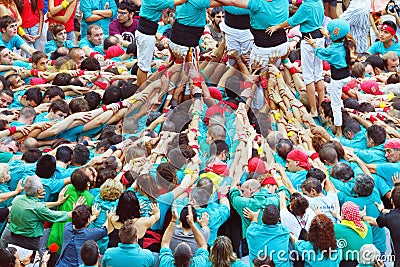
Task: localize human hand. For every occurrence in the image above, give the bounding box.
[186,205,196,226]
[312,205,322,215]
[265,25,278,36]
[57,187,70,205]
[304,36,316,46]
[72,196,86,209]
[15,179,24,194]
[198,212,209,227]
[91,203,101,218]
[243,207,260,222]
[374,202,384,213]
[392,172,400,186]
[15,125,32,136]
[151,203,160,216]
[330,202,340,219]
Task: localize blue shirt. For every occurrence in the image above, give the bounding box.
[246,222,290,267]
[56,223,107,267]
[339,129,367,150]
[175,0,210,27]
[376,162,400,187]
[45,40,75,54]
[223,6,250,15]
[139,0,174,23]
[247,0,288,30]
[295,240,341,267]
[368,39,400,57]
[0,34,26,50]
[315,41,348,69]
[354,144,386,164]
[287,170,308,191]
[80,0,116,36]
[102,243,155,267]
[78,37,106,54]
[8,160,36,191]
[287,0,324,33]
[41,177,65,202]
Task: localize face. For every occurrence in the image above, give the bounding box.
[9,75,25,89]
[0,48,14,65]
[88,28,104,46]
[240,184,252,198]
[73,49,87,65]
[365,64,375,77]
[379,30,394,43]
[385,148,400,163]
[286,159,297,172]
[117,9,132,24]
[50,110,68,121]
[34,58,48,71]
[55,29,67,43]
[386,57,399,72]
[213,12,224,27]
[0,141,19,153]
[0,93,13,108]
[4,22,18,37]
[1,169,10,183]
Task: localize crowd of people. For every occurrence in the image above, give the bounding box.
[0,0,399,266]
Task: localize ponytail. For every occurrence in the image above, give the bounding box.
[343,36,352,67]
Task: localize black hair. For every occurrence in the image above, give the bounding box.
[71,168,91,192]
[44,86,65,101]
[102,86,122,105]
[306,168,326,183]
[80,57,101,71]
[73,144,90,165]
[330,162,354,181]
[80,240,99,266]
[21,148,42,163]
[24,87,43,106]
[84,91,102,110]
[180,205,198,229]
[35,154,56,178]
[52,73,72,86]
[262,204,280,225]
[343,98,359,110]
[367,125,386,146]
[55,146,73,164]
[72,204,91,229]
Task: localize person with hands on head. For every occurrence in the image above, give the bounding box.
[159,205,209,267]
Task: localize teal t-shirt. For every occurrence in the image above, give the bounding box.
[295,240,341,267]
[287,0,324,33]
[368,39,400,57]
[247,0,288,30]
[175,0,210,27]
[139,0,174,23]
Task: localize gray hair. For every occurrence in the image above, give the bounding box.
[189,187,210,207]
[354,174,374,197]
[359,244,381,265]
[24,176,42,196]
[0,136,17,145]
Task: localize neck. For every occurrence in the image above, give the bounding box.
[56,40,64,47]
[56,161,68,168]
[122,19,133,28]
[1,33,12,43]
[384,39,394,48]
[212,23,220,33]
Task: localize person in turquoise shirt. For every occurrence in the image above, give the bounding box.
[285,149,311,191]
[208,236,248,267]
[0,16,35,56]
[80,0,117,38]
[159,205,209,267]
[337,174,386,253]
[368,20,400,57]
[340,120,367,150]
[367,138,400,187]
[8,159,36,191]
[334,201,374,264]
[79,240,100,267]
[102,220,155,267]
[245,204,290,267]
[44,24,75,55]
[78,25,108,56]
[266,0,324,116]
[294,214,341,267]
[353,125,387,164]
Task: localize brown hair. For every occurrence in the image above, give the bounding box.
[308,214,337,258]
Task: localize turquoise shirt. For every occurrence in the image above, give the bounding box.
[247,0,288,30]
[208,260,248,267]
[44,40,75,54]
[339,130,367,150]
[102,243,156,267]
[337,190,386,252]
[286,170,308,191]
[295,240,341,267]
[287,0,324,33]
[175,0,210,27]
[223,6,250,15]
[152,191,174,231]
[315,41,348,69]
[354,144,386,164]
[376,162,400,187]
[139,0,174,23]
[8,160,36,191]
[0,33,25,50]
[9,90,26,109]
[80,0,116,36]
[34,112,51,123]
[41,177,65,202]
[368,39,400,57]
[246,222,290,266]
[78,37,106,54]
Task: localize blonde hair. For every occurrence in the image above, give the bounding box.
[209,236,237,267]
[0,163,9,183]
[100,179,123,201]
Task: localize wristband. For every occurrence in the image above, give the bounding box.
[18,27,26,36]
[244,81,252,90]
[260,77,268,89]
[380,101,386,108]
[289,67,297,75]
[193,82,202,88]
[78,70,85,76]
[117,101,123,109]
[192,111,201,117]
[287,131,296,137]
[282,58,289,64]
[184,169,194,176]
[310,152,319,160]
[218,192,227,199]
[342,85,350,93]
[102,105,107,112]
[388,92,395,101]
[194,93,202,99]
[82,140,89,146]
[275,72,282,79]
[274,112,282,121]
[30,69,39,77]
[8,126,16,135]
[90,52,100,58]
[190,128,198,133]
[110,145,117,152]
[190,144,200,150]
[238,96,247,104]
[61,0,69,9]
[369,115,377,123]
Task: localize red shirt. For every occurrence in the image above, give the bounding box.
[48,0,76,32]
[21,0,44,28]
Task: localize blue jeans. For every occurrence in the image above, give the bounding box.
[23,24,41,50]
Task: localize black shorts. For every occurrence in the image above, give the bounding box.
[323,0,337,6]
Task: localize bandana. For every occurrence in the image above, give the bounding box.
[261,176,277,186]
[205,161,230,176]
[384,138,400,149]
[92,81,108,90]
[248,157,267,174]
[360,80,383,95]
[381,24,398,42]
[208,86,223,101]
[341,201,367,236]
[286,149,311,170]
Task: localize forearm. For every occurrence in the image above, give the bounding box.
[190,222,207,248]
[0,190,21,202]
[161,220,175,247]
[45,201,62,208]
[85,14,104,22]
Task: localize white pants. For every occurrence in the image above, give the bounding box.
[135,31,156,72]
[301,38,324,85]
[327,76,350,126]
[250,42,289,69]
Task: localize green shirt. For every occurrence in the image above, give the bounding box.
[334,223,373,260]
[9,195,69,238]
